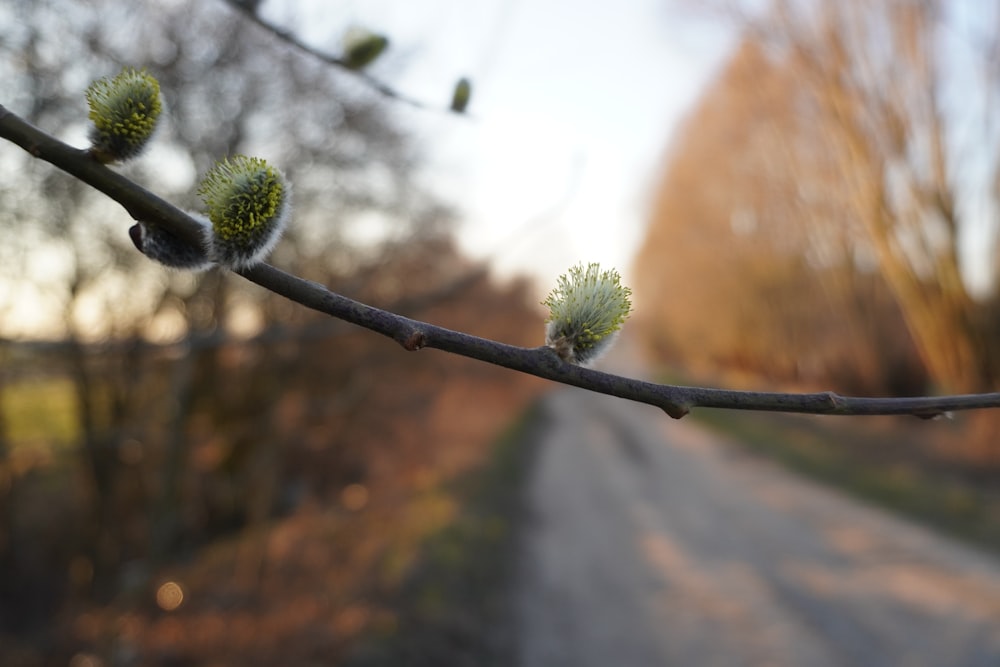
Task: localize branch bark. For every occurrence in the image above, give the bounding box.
[221,0,457,114]
[3,103,999,419]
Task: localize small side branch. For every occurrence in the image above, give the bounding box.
[222,0,451,113]
[2,103,999,419]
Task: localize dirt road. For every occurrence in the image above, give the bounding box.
[516,387,1000,667]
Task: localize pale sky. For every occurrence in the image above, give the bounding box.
[274,0,734,290]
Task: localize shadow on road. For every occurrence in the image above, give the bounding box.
[516,387,1000,667]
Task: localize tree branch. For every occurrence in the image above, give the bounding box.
[3,103,1000,420]
[221,0,451,114]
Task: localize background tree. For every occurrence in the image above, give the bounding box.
[0,1,545,656]
[2,0,428,573]
[634,38,926,395]
[738,0,1000,394]
[638,0,1000,451]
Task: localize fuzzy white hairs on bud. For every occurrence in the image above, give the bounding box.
[198,155,291,270]
[129,217,213,272]
[542,263,633,366]
[85,67,162,164]
[90,69,292,272]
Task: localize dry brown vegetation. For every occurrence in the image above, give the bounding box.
[0,242,546,666]
[636,0,1000,460]
[0,3,556,662]
[635,39,926,397]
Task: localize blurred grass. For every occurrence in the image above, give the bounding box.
[347,399,547,667]
[1,377,78,453]
[692,408,1000,555]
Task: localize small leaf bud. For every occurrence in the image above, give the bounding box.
[343,29,389,70]
[451,77,472,113]
[197,155,290,270]
[542,263,633,366]
[85,67,162,164]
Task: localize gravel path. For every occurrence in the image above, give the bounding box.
[516,387,1000,667]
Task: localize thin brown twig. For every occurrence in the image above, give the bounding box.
[222,0,446,113]
[2,103,999,419]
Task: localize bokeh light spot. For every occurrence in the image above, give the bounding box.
[340,483,369,511]
[155,580,185,611]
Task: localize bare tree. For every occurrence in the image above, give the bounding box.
[719,0,1000,394]
[635,38,926,395]
[0,0,455,591]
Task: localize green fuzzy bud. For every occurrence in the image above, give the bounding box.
[542,263,633,366]
[198,155,290,269]
[343,30,389,70]
[85,67,162,163]
[451,77,472,113]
